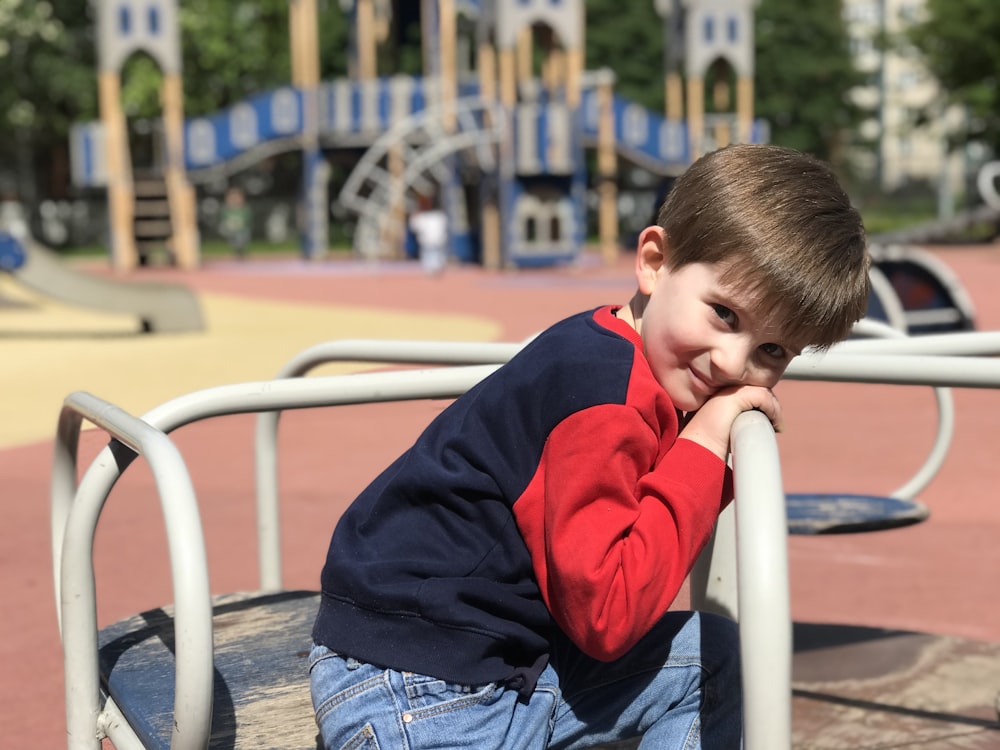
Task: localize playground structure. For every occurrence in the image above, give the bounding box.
[0,230,202,333]
[50,330,1000,749]
[70,0,767,270]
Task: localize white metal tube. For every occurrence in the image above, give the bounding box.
[56,393,213,750]
[253,343,517,590]
[830,322,956,500]
[54,367,503,750]
[834,329,1000,356]
[731,410,792,750]
[786,352,1000,388]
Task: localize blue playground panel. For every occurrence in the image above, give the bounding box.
[69,76,771,186]
[0,232,26,272]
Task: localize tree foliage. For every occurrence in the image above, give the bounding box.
[1,1,863,199]
[908,0,1000,154]
[123,0,350,118]
[754,0,865,164]
[584,0,665,112]
[583,0,863,166]
[0,1,97,196]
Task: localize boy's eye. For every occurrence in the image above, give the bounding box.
[711,304,736,324]
[759,342,786,359]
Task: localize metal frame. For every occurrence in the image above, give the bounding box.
[252,340,522,589]
[250,321,1000,586]
[53,365,500,750]
[52,368,790,750]
[53,335,1000,750]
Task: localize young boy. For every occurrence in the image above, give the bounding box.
[309,144,870,749]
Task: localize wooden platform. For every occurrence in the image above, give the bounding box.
[793,623,1000,748]
[95,589,1000,749]
[98,591,321,750]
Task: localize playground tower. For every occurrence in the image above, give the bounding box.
[71,0,767,270]
[91,0,199,270]
[658,0,759,159]
[484,0,589,268]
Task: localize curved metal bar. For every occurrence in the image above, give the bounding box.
[252,340,520,590]
[53,393,212,750]
[833,320,955,501]
[835,329,1000,356]
[731,410,792,750]
[53,366,502,750]
[865,266,909,333]
[787,351,1000,388]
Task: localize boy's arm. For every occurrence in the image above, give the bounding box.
[513,404,729,661]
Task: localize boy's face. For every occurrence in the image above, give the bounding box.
[635,234,800,412]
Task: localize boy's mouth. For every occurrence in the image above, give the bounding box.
[690,368,719,395]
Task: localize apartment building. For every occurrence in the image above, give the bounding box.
[842,0,966,199]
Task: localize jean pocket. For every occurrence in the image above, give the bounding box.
[402,673,498,715]
[336,723,381,750]
[308,643,341,672]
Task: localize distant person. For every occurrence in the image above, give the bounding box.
[219,187,252,259]
[408,191,448,275]
[309,144,871,749]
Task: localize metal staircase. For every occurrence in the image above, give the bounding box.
[339,97,507,260]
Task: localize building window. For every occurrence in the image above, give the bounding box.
[728,17,738,43]
[118,5,131,34]
[525,216,537,242]
[148,5,160,34]
[704,16,714,43]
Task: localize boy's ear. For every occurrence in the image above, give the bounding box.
[635,226,668,295]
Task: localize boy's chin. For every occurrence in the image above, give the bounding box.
[666,391,704,414]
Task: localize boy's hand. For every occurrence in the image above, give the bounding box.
[678,385,783,460]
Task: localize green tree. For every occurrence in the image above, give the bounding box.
[0,1,353,200]
[0,0,98,199]
[121,0,350,119]
[908,0,1000,155]
[584,0,665,112]
[754,0,864,165]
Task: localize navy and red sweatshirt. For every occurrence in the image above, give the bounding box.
[312,306,732,696]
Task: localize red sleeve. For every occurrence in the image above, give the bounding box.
[513,404,729,661]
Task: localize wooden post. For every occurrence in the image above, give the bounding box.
[666,71,683,122]
[478,41,501,272]
[439,0,456,131]
[291,0,326,259]
[712,76,731,148]
[356,0,376,80]
[499,47,517,107]
[597,71,617,265]
[98,71,137,272]
[686,75,704,161]
[737,76,754,144]
[160,73,198,269]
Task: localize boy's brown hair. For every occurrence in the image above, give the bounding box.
[656,143,870,349]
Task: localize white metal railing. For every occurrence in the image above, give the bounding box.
[53,393,213,750]
[249,323,1000,588]
[730,410,792,748]
[252,340,523,589]
[53,334,1000,750]
[53,366,791,750]
[826,318,954,501]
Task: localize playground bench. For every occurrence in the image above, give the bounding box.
[52,332,1000,749]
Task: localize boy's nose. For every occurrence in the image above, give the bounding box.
[712,343,751,384]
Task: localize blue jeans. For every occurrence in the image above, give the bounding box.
[309,611,742,749]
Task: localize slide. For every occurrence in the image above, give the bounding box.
[0,232,203,334]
